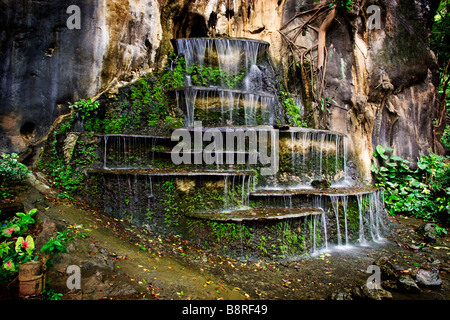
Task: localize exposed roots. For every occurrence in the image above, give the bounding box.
[279,2,341,127]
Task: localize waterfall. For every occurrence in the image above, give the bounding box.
[354,191,388,245]
[223,175,229,210]
[89,37,392,261]
[312,195,328,250]
[103,136,109,169]
[244,64,263,92]
[342,195,349,245]
[260,96,275,124]
[357,195,366,245]
[370,190,387,242]
[184,87,198,126]
[330,196,342,246]
[241,175,246,206]
[175,38,267,82]
[215,38,240,77]
[175,38,210,70]
[219,90,238,125]
[244,93,258,125]
[284,130,346,187]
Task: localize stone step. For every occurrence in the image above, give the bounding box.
[87,168,256,177]
[250,186,380,197]
[186,207,323,222]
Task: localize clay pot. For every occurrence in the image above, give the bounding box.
[18,261,44,297]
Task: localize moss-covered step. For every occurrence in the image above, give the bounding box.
[87,168,256,177]
[172,38,270,74]
[250,185,379,197]
[84,168,257,235]
[174,86,276,126]
[186,207,323,222]
[248,187,389,246]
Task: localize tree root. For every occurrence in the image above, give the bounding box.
[279,1,340,127]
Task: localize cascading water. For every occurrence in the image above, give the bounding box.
[86,37,391,261]
[173,38,275,127]
[174,38,266,78]
[330,196,342,246]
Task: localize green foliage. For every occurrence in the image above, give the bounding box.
[338,0,353,12]
[280,91,308,127]
[40,230,72,256]
[435,223,448,236]
[372,145,450,224]
[429,1,450,69]
[1,208,39,284]
[187,63,246,89]
[441,123,450,150]
[1,208,37,238]
[0,153,30,199]
[321,0,353,12]
[43,288,63,300]
[431,2,450,153]
[40,228,85,266]
[69,98,100,120]
[1,208,85,287]
[39,131,99,197]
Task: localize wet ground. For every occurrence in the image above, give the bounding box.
[4,186,450,300]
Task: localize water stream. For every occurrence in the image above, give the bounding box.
[88,37,390,260]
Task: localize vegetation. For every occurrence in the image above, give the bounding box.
[38,130,98,199]
[280,91,308,127]
[279,0,354,126]
[369,1,450,226]
[0,153,30,199]
[429,1,450,153]
[69,98,100,120]
[1,207,86,299]
[1,208,38,283]
[372,145,450,224]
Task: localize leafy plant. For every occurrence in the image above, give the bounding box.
[372,145,450,224]
[69,98,100,120]
[0,208,40,283]
[435,224,448,236]
[0,208,37,239]
[0,153,30,199]
[280,91,308,127]
[15,235,35,259]
[39,229,76,267]
[334,0,353,12]
[1,207,88,287]
[0,153,30,185]
[441,124,450,150]
[43,288,63,300]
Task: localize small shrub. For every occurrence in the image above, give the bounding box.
[372,145,450,224]
[441,125,450,150]
[69,98,99,120]
[0,153,30,196]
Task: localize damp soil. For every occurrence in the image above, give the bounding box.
[5,186,450,300]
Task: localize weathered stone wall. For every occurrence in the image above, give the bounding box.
[0,0,162,156]
[279,0,442,182]
[0,0,443,184]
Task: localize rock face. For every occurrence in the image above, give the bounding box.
[0,0,162,155]
[280,0,443,182]
[0,0,444,184]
